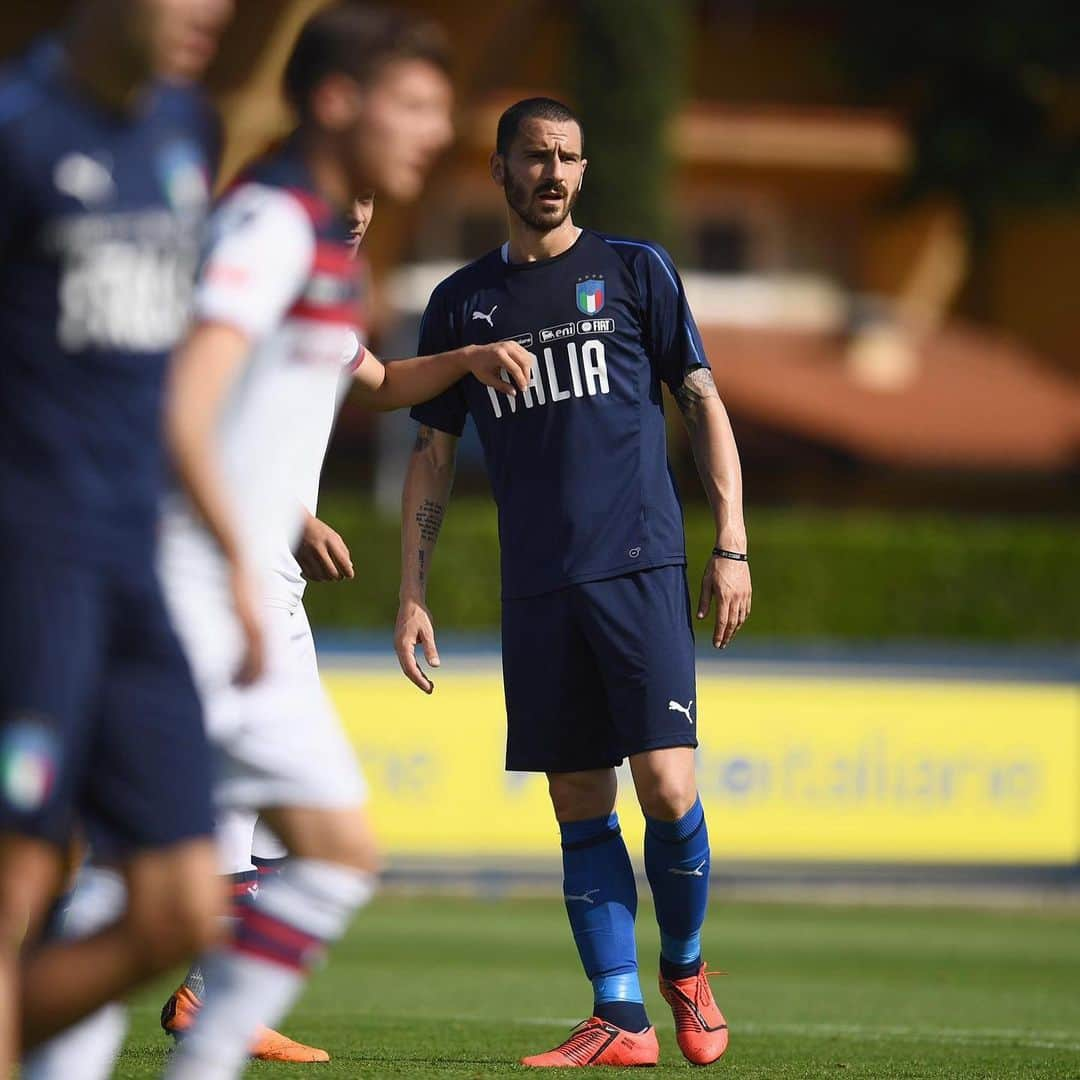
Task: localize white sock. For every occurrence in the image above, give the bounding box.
[252,818,287,862]
[216,809,258,875]
[21,867,129,1080]
[162,858,375,1080]
[21,1005,128,1080]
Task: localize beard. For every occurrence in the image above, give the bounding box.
[503,171,579,233]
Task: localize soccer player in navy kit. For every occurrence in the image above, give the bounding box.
[396,98,752,1068]
[0,1,235,1072]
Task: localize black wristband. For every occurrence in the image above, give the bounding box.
[712,547,748,562]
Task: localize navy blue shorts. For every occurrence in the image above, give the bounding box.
[501,565,699,773]
[0,545,214,858]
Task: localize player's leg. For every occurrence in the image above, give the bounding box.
[0,838,65,1073]
[161,808,334,1064]
[20,847,218,1080]
[154,582,326,1064]
[634,750,726,1065]
[163,605,375,1080]
[160,808,258,1037]
[583,566,727,1065]
[19,565,222,1055]
[0,546,107,1071]
[163,807,375,1080]
[21,865,127,1080]
[20,838,220,1049]
[629,747,707,967]
[547,767,650,1034]
[502,589,658,1068]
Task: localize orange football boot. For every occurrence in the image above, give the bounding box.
[658,963,729,1064]
[521,1017,659,1067]
[249,1027,331,1063]
[160,984,330,1063]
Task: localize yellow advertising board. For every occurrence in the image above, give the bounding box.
[325,668,1079,864]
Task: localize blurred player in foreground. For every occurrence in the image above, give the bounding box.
[0,0,235,1074]
[28,7,533,1080]
[397,97,752,1067]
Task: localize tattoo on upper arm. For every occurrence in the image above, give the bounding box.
[673,367,719,416]
[415,499,445,544]
[413,425,434,453]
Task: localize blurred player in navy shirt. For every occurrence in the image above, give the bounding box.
[0,0,233,1072]
[397,98,752,1068]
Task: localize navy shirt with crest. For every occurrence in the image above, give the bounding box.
[0,39,217,564]
[411,229,709,600]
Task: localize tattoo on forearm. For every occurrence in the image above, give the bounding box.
[415,499,445,544]
[413,425,434,453]
[673,367,719,417]
[417,548,426,586]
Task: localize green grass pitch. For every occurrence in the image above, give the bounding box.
[114,895,1079,1078]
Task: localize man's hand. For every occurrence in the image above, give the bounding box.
[697,555,751,649]
[229,559,265,685]
[463,341,534,396]
[297,514,354,582]
[394,597,440,694]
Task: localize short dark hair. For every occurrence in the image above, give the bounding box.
[284,3,451,114]
[495,97,583,157]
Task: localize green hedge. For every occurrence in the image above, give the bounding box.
[302,497,1079,644]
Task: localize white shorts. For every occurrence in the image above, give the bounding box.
[162,578,365,813]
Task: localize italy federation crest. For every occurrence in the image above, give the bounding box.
[576,277,605,315]
[157,139,209,212]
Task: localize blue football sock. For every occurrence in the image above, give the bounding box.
[644,795,710,980]
[560,813,649,1031]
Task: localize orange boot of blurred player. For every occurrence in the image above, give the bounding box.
[161,985,330,1063]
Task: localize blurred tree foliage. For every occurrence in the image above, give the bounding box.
[571,0,689,249]
[835,1,1080,246]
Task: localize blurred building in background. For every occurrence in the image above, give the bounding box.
[7,1,1077,512]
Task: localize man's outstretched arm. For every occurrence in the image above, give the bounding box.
[673,367,752,649]
[351,341,531,412]
[394,424,459,692]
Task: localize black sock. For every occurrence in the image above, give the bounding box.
[593,999,650,1032]
[253,855,287,877]
[660,953,703,981]
[227,869,259,912]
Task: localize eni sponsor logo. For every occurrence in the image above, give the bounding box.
[539,322,575,344]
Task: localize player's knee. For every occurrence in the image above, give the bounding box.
[274,808,381,874]
[316,825,381,875]
[0,844,61,947]
[547,772,616,823]
[636,774,698,822]
[0,885,35,952]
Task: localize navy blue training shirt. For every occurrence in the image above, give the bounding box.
[0,39,217,564]
[410,229,709,600]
